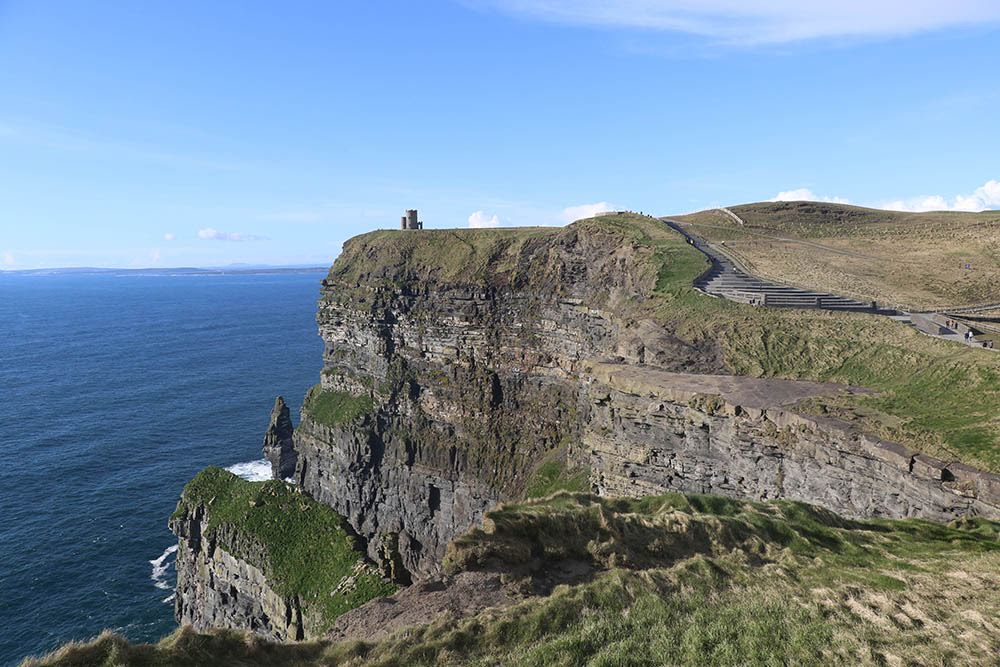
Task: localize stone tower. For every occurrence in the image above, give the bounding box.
[400,209,422,230]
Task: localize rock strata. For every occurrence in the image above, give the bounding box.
[582,363,1000,521]
[170,504,306,641]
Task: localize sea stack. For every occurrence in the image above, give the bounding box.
[262,396,296,480]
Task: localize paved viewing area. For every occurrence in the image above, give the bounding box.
[662,216,997,351]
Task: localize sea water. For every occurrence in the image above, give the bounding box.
[0,272,325,665]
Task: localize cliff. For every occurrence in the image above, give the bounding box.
[290,215,1000,581]
[292,220,724,577]
[294,215,998,577]
[169,468,395,640]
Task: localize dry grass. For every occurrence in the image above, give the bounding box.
[672,202,1000,311]
[27,492,1000,666]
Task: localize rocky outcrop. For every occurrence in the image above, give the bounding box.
[582,364,1000,521]
[170,504,306,641]
[262,396,296,480]
[168,467,396,641]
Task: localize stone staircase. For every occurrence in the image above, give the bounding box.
[663,219,896,315]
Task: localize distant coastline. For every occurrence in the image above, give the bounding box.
[0,264,329,277]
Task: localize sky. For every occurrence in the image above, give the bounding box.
[1,1,998,269]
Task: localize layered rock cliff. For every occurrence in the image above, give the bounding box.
[287,217,1000,582]
[583,363,1000,521]
[170,214,1000,641]
[292,222,723,577]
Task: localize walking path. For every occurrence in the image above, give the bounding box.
[661,217,997,351]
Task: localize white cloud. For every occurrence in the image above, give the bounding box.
[770,188,850,204]
[197,228,266,241]
[1,251,14,267]
[475,1,1000,45]
[561,202,615,223]
[150,248,162,263]
[163,232,176,241]
[468,211,503,228]
[881,180,1000,212]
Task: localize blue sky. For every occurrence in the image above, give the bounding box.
[1,1,998,269]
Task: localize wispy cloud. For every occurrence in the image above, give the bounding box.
[0,119,254,172]
[197,228,267,242]
[470,1,1000,45]
[163,233,176,241]
[1,251,14,268]
[468,210,503,228]
[561,201,615,223]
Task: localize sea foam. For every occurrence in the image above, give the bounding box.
[225,459,274,482]
[149,545,178,592]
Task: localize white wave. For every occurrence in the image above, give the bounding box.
[149,544,178,591]
[226,459,273,482]
[162,593,176,604]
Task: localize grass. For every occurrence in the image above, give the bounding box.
[171,468,396,634]
[522,450,590,499]
[672,201,1000,311]
[326,226,561,287]
[31,492,1000,666]
[303,385,374,427]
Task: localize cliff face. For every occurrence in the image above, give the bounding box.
[583,364,1000,522]
[293,224,722,577]
[289,220,1000,580]
[169,468,396,639]
[171,504,306,641]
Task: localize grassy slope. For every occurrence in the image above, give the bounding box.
[172,468,396,630]
[599,214,1000,471]
[29,492,1000,666]
[327,226,561,287]
[303,385,374,427]
[672,201,1000,310]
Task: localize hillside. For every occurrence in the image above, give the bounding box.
[672,201,1000,311]
[26,491,1000,666]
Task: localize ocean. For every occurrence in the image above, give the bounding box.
[0,271,326,666]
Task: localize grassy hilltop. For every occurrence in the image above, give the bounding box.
[673,201,1000,311]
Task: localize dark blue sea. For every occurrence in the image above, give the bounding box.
[0,271,326,666]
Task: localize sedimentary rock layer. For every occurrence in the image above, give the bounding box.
[170,504,306,641]
[583,363,1000,521]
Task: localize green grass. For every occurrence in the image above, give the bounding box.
[172,468,396,633]
[327,226,561,287]
[522,455,590,500]
[34,492,1000,666]
[303,385,374,427]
